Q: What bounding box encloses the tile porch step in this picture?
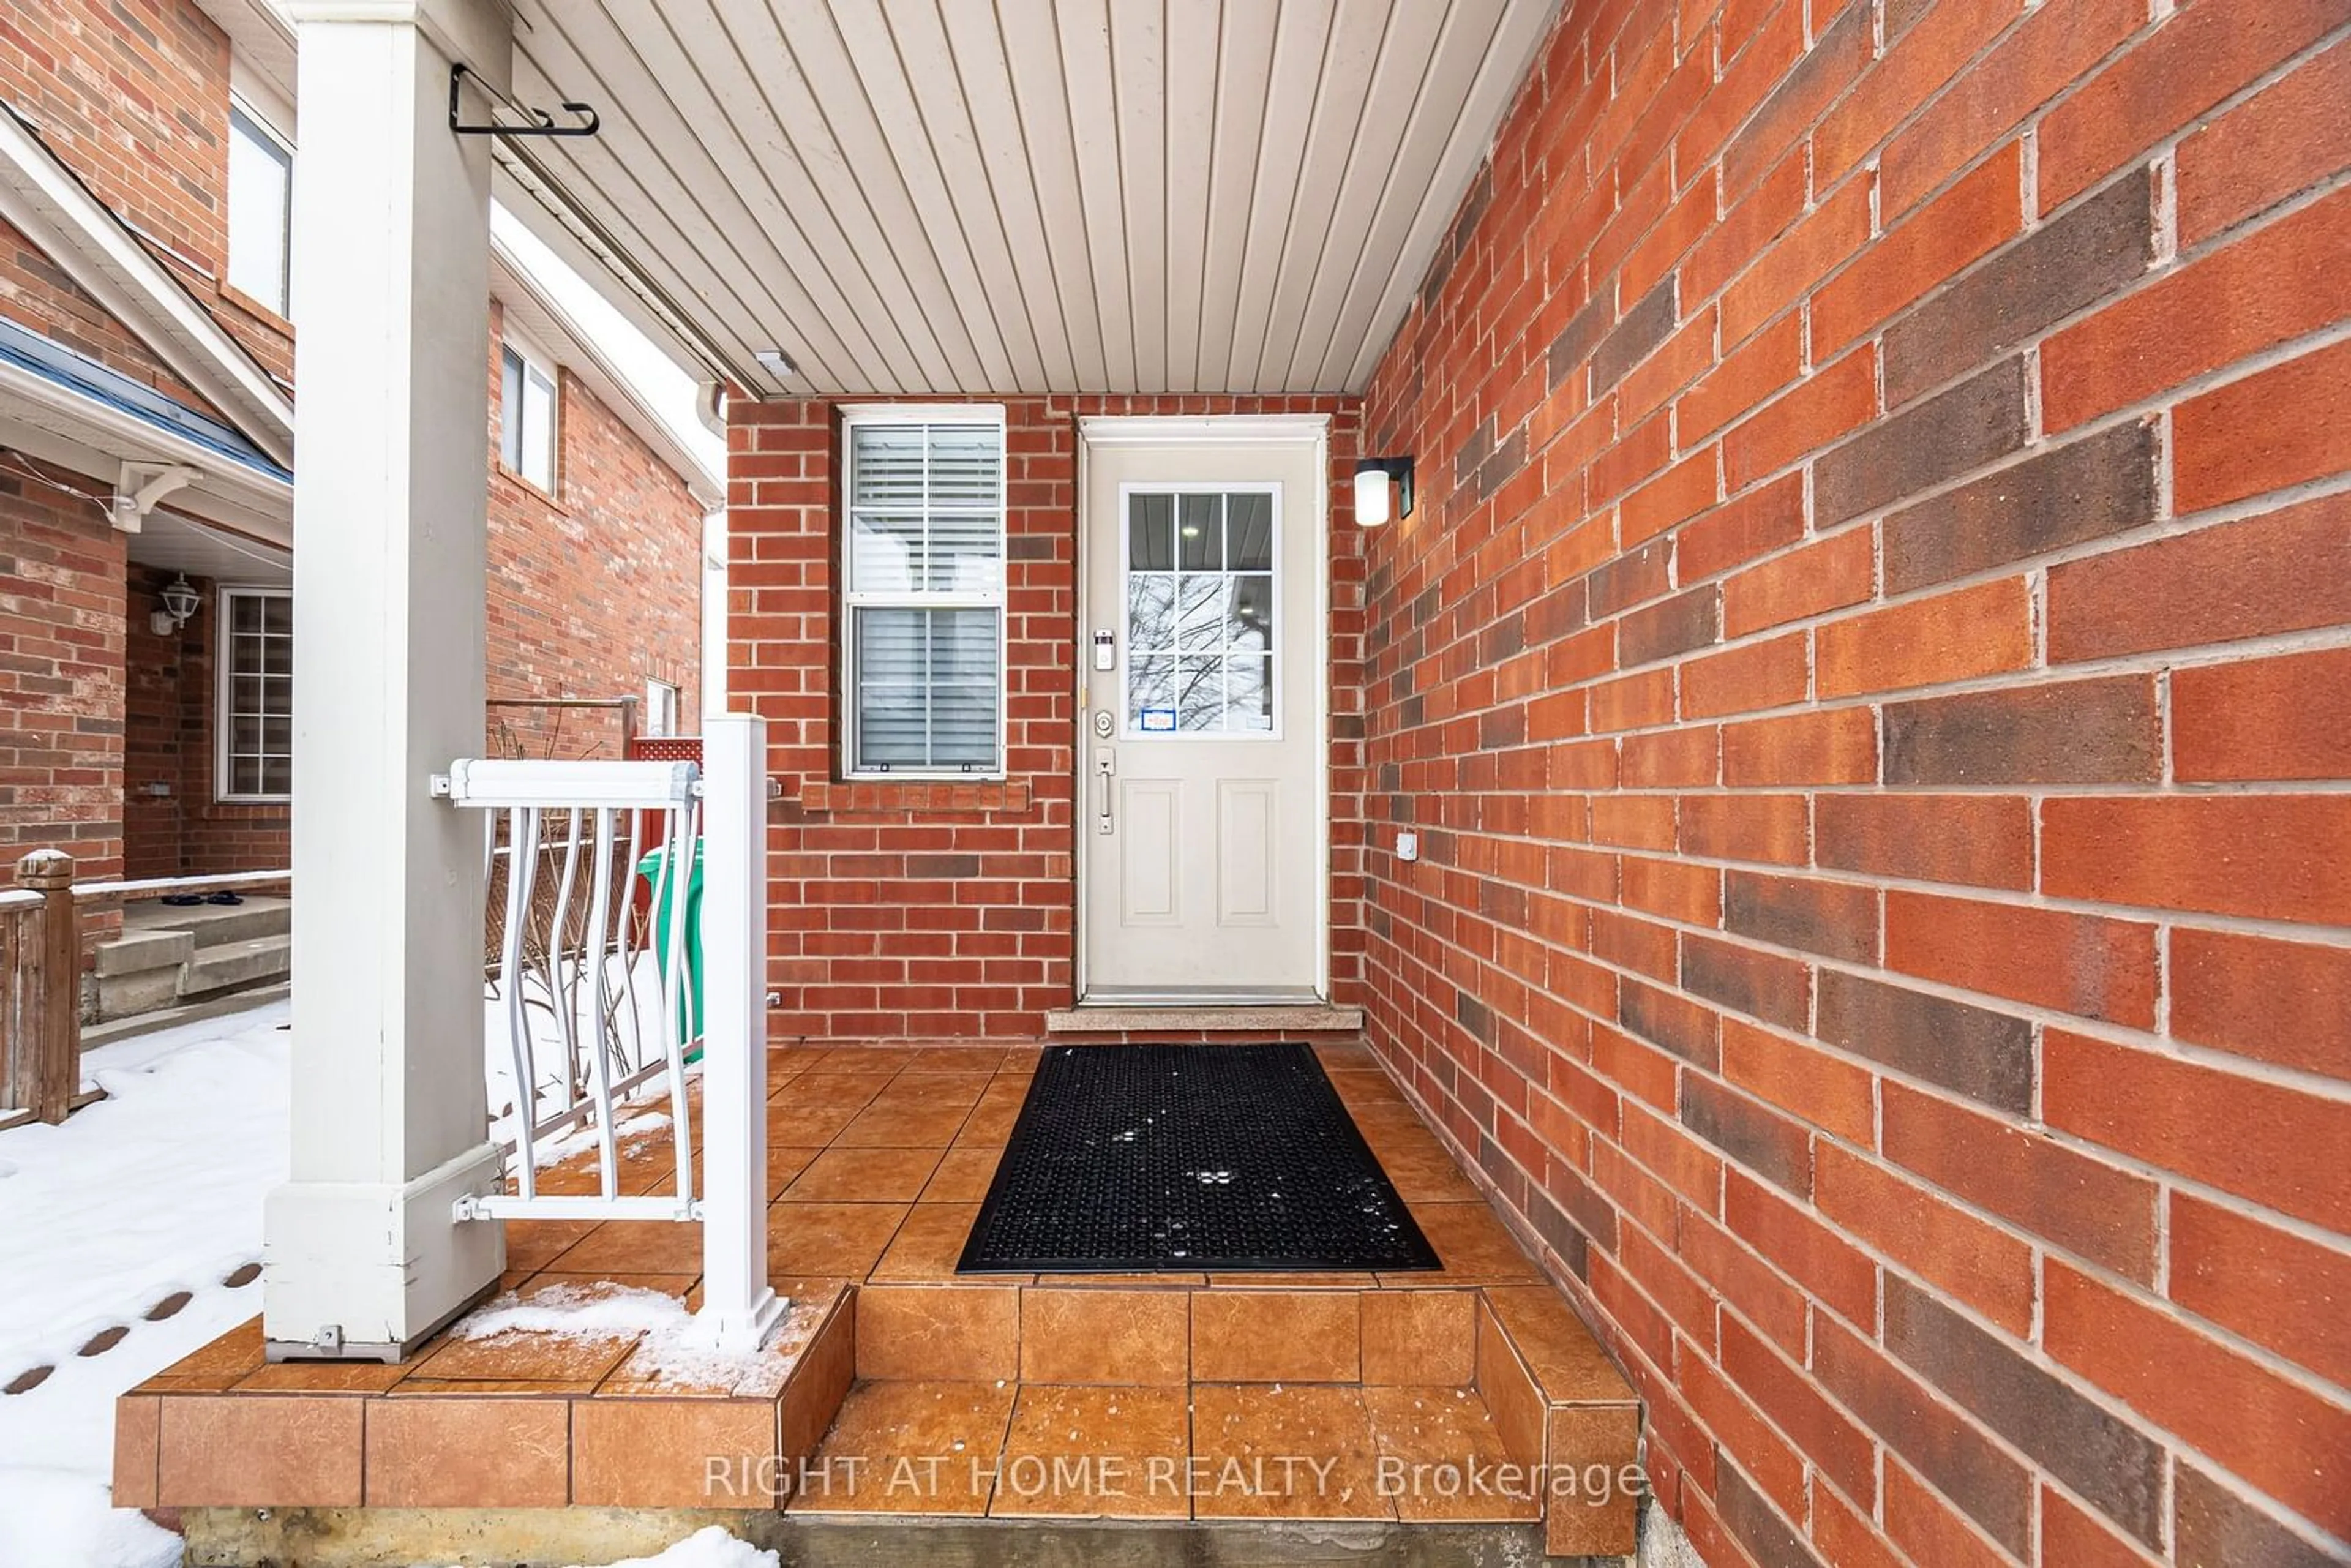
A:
[1043,1003,1367,1034]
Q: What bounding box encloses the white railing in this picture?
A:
[434,714,783,1351]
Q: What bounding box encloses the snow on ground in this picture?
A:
[0,969,722,1568]
[0,998,290,1568]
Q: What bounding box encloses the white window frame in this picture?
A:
[642,677,680,738]
[500,334,559,494]
[225,95,293,317]
[839,403,1008,780]
[215,585,293,803]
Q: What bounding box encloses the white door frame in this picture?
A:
[1072,413,1333,1004]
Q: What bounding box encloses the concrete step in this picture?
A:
[94,966,184,1021]
[124,895,290,949]
[177,932,291,996]
[92,928,194,978]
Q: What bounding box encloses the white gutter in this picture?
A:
[0,353,293,535]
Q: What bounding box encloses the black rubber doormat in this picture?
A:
[957,1042,1441,1274]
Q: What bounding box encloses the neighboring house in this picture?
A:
[0,1,720,1016]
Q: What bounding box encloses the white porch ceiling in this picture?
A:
[500,0,1561,398]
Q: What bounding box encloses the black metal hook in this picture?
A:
[448,63,599,138]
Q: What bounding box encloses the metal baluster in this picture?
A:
[579,806,623,1198]
[500,805,543,1195]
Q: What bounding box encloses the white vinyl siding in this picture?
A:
[841,410,1005,776]
[217,588,293,801]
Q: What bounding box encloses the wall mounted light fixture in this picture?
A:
[151,574,201,637]
[1353,456,1414,527]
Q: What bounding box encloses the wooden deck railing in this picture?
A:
[0,854,291,1131]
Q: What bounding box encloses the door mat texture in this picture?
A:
[958,1042,1440,1274]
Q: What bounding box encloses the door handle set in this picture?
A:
[1094,745,1116,835]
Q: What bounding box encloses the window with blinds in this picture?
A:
[841,411,1006,775]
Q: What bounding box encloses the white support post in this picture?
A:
[261,0,514,1360]
[692,714,784,1351]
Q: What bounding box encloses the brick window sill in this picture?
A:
[799,779,1032,815]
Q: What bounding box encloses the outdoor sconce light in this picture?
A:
[151,574,200,637]
[1354,456,1414,527]
[755,348,797,379]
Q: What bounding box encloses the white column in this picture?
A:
[692,714,785,1350]
[262,0,512,1359]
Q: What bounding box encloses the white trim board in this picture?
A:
[0,105,294,466]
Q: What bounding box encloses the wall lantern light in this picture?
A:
[1353,456,1414,527]
[152,574,201,637]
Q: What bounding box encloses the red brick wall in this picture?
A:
[1357,4,2351,1567]
[0,460,125,879]
[122,567,288,879]
[727,396,1363,1041]
[484,306,709,759]
[0,1,294,395]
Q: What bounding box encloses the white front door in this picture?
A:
[1077,419,1327,1003]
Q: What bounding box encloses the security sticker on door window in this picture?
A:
[1138,707,1177,732]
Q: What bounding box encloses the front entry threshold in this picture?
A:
[1044,1002,1365,1034]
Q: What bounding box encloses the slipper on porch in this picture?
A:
[957,1042,1440,1275]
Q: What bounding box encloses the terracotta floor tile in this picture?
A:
[1360,1386,1542,1523]
[1476,1297,1545,1466]
[869,1075,991,1114]
[408,1284,648,1385]
[1203,1272,1376,1289]
[1189,1384,1392,1521]
[1020,1288,1188,1385]
[600,1283,842,1400]
[1361,1289,1479,1386]
[810,1046,925,1073]
[574,1397,782,1507]
[855,1284,1019,1380]
[767,1201,910,1280]
[156,1393,365,1506]
[833,1099,973,1148]
[1313,1041,1379,1070]
[906,1046,1008,1074]
[545,1220,707,1276]
[1373,1139,1483,1204]
[1545,1405,1642,1556]
[144,1317,264,1391]
[232,1360,410,1394]
[1192,1290,1360,1382]
[991,1384,1190,1518]
[779,1291,858,1465]
[387,1378,602,1395]
[768,1143,825,1199]
[366,1395,569,1507]
[1405,1203,1542,1284]
[1482,1285,1637,1404]
[921,1144,1004,1202]
[767,1097,875,1148]
[956,1079,1031,1144]
[785,1146,944,1204]
[791,1379,1016,1515]
[504,1217,599,1272]
[869,1202,984,1281]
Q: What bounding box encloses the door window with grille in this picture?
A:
[841,411,1005,775]
[1122,488,1277,737]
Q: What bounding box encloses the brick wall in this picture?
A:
[122,567,288,879]
[0,1,294,396]
[484,305,708,761]
[0,460,125,880]
[1357,4,2351,1567]
[727,396,1362,1041]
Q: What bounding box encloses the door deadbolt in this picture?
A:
[1092,710,1114,739]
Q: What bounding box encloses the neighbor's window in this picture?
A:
[500,343,558,492]
[217,588,292,800]
[227,104,293,315]
[643,677,679,737]
[841,410,1005,776]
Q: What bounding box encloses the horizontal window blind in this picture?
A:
[844,417,1005,773]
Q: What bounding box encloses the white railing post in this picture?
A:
[692,715,784,1351]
